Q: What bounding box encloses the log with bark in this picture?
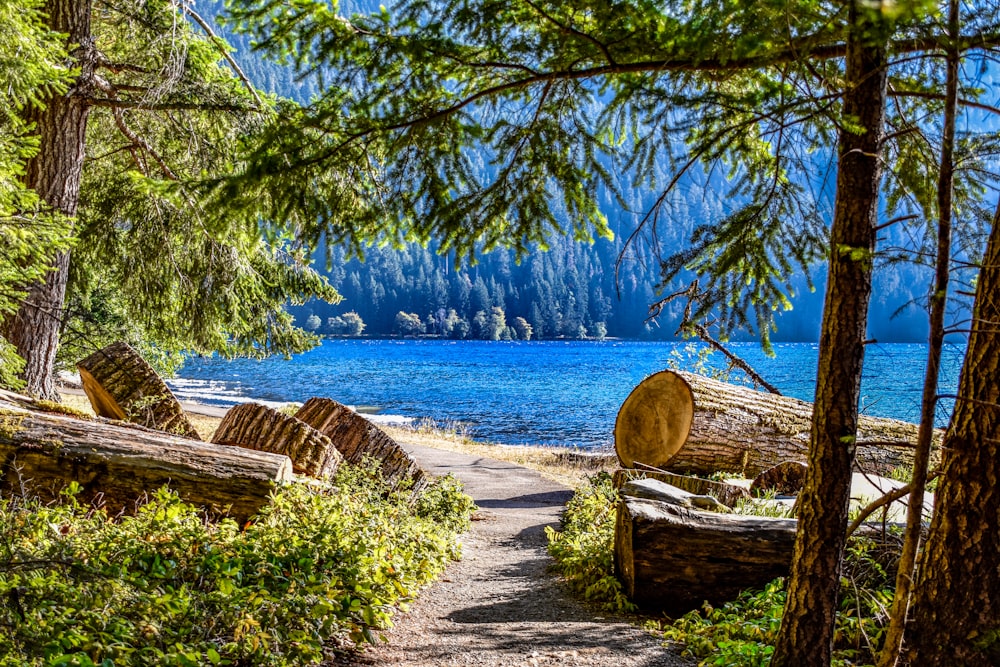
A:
[0,389,292,522]
[612,468,750,508]
[77,341,201,440]
[295,397,426,492]
[614,478,797,612]
[615,370,936,478]
[212,403,342,478]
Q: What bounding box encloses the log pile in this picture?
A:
[77,341,201,440]
[0,389,292,521]
[295,397,426,492]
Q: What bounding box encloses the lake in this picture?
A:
[171,339,966,450]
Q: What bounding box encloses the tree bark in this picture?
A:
[0,389,292,522]
[657,371,929,478]
[212,402,342,478]
[903,202,1000,666]
[295,397,427,492]
[614,481,797,612]
[771,5,887,665]
[879,2,960,664]
[1,0,95,400]
[612,468,751,508]
[77,341,201,440]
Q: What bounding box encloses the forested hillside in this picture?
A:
[215,1,937,343]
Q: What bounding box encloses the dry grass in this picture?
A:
[58,391,616,487]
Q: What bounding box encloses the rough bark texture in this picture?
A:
[295,397,426,492]
[612,468,750,508]
[771,7,887,666]
[614,370,694,468]
[212,402,342,478]
[77,341,201,440]
[903,205,1000,666]
[661,371,930,478]
[614,486,797,612]
[751,462,808,496]
[0,389,292,522]
[1,0,95,400]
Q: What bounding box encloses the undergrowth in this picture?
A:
[0,461,474,666]
[545,472,636,613]
[548,473,899,666]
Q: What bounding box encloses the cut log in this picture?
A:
[751,461,808,496]
[295,397,426,492]
[614,492,797,612]
[0,389,292,522]
[212,403,342,478]
[621,478,729,512]
[619,370,935,478]
[612,468,750,508]
[76,341,201,440]
[614,371,694,468]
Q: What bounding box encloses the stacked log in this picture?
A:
[615,370,934,478]
[77,341,200,440]
[614,478,796,612]
[212,403,342,478]
[295,397,426,492]
[0,389,291,522]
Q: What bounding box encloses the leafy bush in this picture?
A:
[545,472,636,613]
[662,536,897,667]
[0,463,473,666]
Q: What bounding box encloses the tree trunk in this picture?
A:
[654,371,929,478]
[2,0,95,400]
[77,341,201,440]
[212,402,342,478]
[879,3,961,664]
[295,397,426,492]
[614,480,797,612]
[903,203,1000,666]
[0,389,292,522]
[771,5,887,666]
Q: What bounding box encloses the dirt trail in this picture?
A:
[335,442,692,667]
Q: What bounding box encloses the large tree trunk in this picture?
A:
[0,389,292,522]
[1,0,94,400]
[212,402,342,478]
[614,479,797,612]
[642,371,929,478]
[295,397,427,492]
[77,341,201,440]
[903,202,1000,666]
[771,5,887,666]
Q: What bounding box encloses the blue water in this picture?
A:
[172,340,966,450]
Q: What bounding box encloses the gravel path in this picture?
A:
[333,442,693,667]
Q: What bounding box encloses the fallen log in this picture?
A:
[77,341,201,440]
[612,468,750,508]
[751,461,808,496]
[614,479,797,612]
[212,403,342,478]
[0,389,292,522]
[295,397,426,492]
[616,370,935,478]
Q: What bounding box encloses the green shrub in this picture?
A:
[545,472,636,613]
[0,463,474,666]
